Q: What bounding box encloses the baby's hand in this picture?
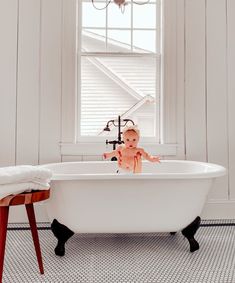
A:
[152,156,161,163]
[103,153,107,159]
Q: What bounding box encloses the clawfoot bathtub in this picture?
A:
[43,160,226,256]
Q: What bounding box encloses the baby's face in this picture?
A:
[123,131,139,149]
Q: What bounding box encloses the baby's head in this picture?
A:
[122,126,140,149]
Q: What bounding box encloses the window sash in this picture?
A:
[77,53,161,142]
[80,0,161,52]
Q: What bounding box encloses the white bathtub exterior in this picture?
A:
[43,161,226,234]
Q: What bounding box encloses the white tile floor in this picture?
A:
[3,220,235,283]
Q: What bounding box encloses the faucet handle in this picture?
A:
[106,139,109,145]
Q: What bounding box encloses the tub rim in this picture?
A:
[41,160,226,180]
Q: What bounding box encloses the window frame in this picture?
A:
[60,0,183,157]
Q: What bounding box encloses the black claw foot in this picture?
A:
[182,216,201,253]
[187,237,199,253]
[51,219,74,256]
[55,241,66,256]
[170,232,177,235]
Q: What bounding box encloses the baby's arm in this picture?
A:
[103,150,118,160]
[138,148,161,163]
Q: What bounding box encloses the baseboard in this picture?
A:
[202,200,235,219]
[8,203,49,223]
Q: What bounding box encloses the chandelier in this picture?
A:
[92,0,150,13]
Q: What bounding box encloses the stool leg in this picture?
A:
[0,206,9,283]
[25,204,44,275]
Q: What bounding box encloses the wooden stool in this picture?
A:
[0,189,50,283]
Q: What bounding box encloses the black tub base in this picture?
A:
[51,217,201,256]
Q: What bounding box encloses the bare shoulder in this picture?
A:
[136,148,145,153]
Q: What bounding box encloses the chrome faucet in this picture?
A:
[103,115,135,161]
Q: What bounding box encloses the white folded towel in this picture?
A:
[0,165,52,200]
[0,181,50,200]
[0,165,52,185]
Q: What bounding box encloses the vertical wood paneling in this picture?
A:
[185,0,207,161]
[227,0,235,200]
[39,0,62,164]
[206,0,228,200]
[0,0,18,166]
[61,0,77,143]
[16,0,41,165]
[163,0,177,144]
[176,0,185,159]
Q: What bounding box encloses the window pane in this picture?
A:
[107,30,131,51]
[133,4,156,29]
[133,30,156,53]
[107,2,131,28]
[82,29,106,52]
[80,56,159,137]
[82,2,106,28]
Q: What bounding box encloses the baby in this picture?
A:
[103,126,160,173]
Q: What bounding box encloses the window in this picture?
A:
[77,0,162,140]
[60,0,180,157]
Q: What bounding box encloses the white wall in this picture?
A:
[0,0,234,221]
[185,0,235,218]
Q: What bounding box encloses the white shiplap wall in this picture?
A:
[16,0,40,165]
[184,0,234,218]
[227,0,235,203]
[0,0,18,167]
[0,0,235,221]
[0,0,62,222]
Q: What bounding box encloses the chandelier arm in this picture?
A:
[121,4,125,13]
[132,0,150,5]
[91,0,111,10]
